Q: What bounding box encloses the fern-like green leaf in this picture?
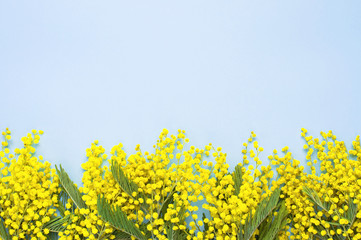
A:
[56,188,72,217]
[56,201,67,218]
[111,160,139,197]
[164,218,189,240]
[46,232,59,240]
[165,223,174,240]
[100,229,145,240]
[0,217,10,240]
[159,184,177,218]
[138,223,153,239]
[232,165,243,196]
[166,224,189,240]
[302,186,330,212]
[238,188,281,240]
[55,165,86,209]
[202,213,209,232]
[110,160,149,212]
[110,230,132,239]
[335,196,358,240]
[43,216,69,233]
[163,202,190,240]
[345,196,358,227]
[97,195,146,240]
[174,230,189,240]
[258,200,289,240]
[303,188,358,240]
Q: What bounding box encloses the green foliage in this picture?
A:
[303,186,358,240]
[0,216,10,240]
[97,195,147,240]
[202,213,210,233]
[2,128,360,239]
[164,223,189,240]
[232,164,243,196]
[165,204,189,239]
[258,200,289,240]
[302,186,331,212]
[110,159,151,214]
[238,188,281,240]
[56,164,86,209]
[159,184,177,218]
[111,160,139,197]
[43,216,69,233]
[56,189,72,217]
[46,232,60,240]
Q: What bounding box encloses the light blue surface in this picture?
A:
[1,1,361,185]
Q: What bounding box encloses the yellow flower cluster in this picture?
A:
[202,132,276,240]
[57,142,116,239]
[2,127,361,240]
[79,129,213,240]
[273,128,361,240]
[0,129,59,240]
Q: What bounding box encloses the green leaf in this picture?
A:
[165,222,174,240]
[56,165,86,209]
[344,196,357,227]
[0,217,10,240]
[259,200,289,240]
[302,186,330,212]
[97,195,146,240]
[46,232,59,240]
[57,188,72,217]
[336,196,358,240]
[326,221,342,226]
[56,201,67,218]
[110,231,132,239]
[232,164,243,196]
[43,216,69,233]
[111,160,139,197]
[138,223,153,239]
[110,160,149,212]
[159,184,177,218]
[163,202,190,240]
[164,220,188,240]
[174,230,189,240]
[303,188,358,240]
[100,229,145,240]
[202,213,209,232]
[238,188,281,240]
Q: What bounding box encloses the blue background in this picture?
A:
[1,1,361,185]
